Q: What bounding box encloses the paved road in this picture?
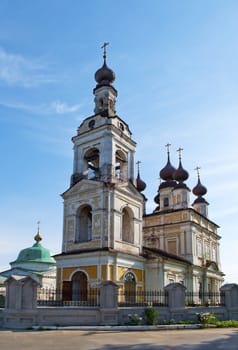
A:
[0,328,238,349]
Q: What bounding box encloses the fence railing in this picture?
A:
[185,291,225,307]
[37,288,100,307]
[36,288,225,308]
[118,289,168,307]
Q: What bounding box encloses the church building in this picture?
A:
[54,45,224,301]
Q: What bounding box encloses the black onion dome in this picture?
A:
[136,173,146,192]
[173,160,189,183]
[95,61,115,85]
[160,155,176,181]
[192,178,207,197]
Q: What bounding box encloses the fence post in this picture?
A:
[220,283,238,308]
[5,275,39,310]
[99,280,119,325]
[164,283,186,309]
[99,280,118,308]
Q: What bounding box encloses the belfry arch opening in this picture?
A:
[84,148,100,180]
[115,150,127,181]
[75,205,92,243]
[122,206,134,244]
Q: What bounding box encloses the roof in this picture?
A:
[11,241,56,265]
[143,246,192,265]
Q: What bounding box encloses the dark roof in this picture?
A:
[143,246,192,265]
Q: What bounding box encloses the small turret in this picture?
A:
[192,167,209,217]
[155,144,176,211]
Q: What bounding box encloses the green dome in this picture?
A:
[13,241,55,265]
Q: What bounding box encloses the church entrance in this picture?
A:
[62,271,88,301]
[124,272,136,304]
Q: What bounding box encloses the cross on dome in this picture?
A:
[165,143,171,154]
[194,166,201,179]
[101,42,109,62]
[177,147,183,160]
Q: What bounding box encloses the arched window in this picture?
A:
[75,205,92,242]
[84,148,100,180]
[115,150,127,181]
[122,207,134,244]
[163,197,169,207]
[72,271,88,301]
[124,272,136,304]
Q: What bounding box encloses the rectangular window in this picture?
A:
[197,240,202,257]
[212,246,216,261]
[205,245,210,260]
[168,240,177,254]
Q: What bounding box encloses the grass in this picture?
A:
[215,320,238,328]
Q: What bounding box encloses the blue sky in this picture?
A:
[0,0,238,283]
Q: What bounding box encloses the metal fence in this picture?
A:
[185,291,225,307]
[37,288,100,307]
[36,288,225,308]
[118,289,168,307]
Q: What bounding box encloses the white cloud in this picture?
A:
[0,100,81,115]
[50,101,81,114]
[0,47,55,87]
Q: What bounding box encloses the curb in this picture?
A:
[32,324,202,331]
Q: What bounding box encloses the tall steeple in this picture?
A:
[93,42,117,116]
[61,45,143,257]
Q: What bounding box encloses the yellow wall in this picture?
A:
[62,265,97,280]
[117,266,143,282]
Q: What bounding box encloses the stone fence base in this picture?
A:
[2,307,121,329]
[2,305,236,329]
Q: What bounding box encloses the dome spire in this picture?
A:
[94,42,117,116]
[192,166,207,197]
[173,147,189,183]
[95,42,115,85]
[159,143,176,182]
[192,167,209,216]
[34,221,42,243]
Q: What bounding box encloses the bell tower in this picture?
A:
[55,45,146,294]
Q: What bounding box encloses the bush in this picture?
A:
[144,307,159,325]
[127,313,142,325]
[197,312,217,325]
[216,320,238,328]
